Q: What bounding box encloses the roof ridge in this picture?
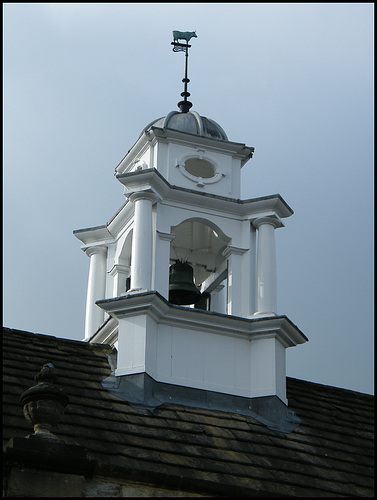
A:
[287,376,374,398]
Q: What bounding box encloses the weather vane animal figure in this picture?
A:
[173,30,197,44]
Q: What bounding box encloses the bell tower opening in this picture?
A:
[169,218,229,312]
[168,261,202,306]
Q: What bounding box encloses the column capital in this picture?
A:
[222,245,248,258]
[108,264,130,277]
[128,191,160,204]
[252,216,284,230]
[157,231,176,243]
[85,245,108,258]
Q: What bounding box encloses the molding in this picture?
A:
[128,191,160,204]
[115,168,293,219]
[96,291,308,346]
[252,216,284,230]
[157,231,176,242]
[87,316,119,346]
[178,164,224,187]
[84,245,108,258]
[114,125,254,176]
[73,225,114,246]
[151,127,254,160]
[116,168,169,201]
[108,264,130,277]
[222,245,248,258]
[176,154,225,187]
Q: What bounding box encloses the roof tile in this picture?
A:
[3,327,374,497]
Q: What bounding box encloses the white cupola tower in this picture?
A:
[74,33,307,431]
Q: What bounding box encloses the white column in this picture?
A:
[129,192,158,292]
[252,217,282,317]
[247,223,257,316]
[84,245,107,339]
[222,246,248,317]
[210,284,226,314]
[155,231,176,300]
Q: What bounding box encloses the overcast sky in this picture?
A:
[3,3,374,395]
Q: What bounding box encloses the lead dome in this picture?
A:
[142,110,228,141]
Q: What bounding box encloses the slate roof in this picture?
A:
[3,327,374,497]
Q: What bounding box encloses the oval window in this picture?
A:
[184,158,215,179]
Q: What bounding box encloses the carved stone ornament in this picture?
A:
[20,362,69,440]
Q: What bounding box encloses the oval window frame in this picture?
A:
[184,158,216,179]
[177,155,224,187]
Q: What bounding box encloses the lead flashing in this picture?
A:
[101,371,302,433]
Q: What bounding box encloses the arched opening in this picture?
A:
[169,218,230,311]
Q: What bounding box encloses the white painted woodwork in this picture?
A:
[74,112,308,404]
[97,292,307,404]
[84,246,107,339]
[128,192,158,292]
[253,217,282,317]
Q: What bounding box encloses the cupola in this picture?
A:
[73,31,308,431]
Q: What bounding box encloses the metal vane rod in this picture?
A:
[171,31,197,113]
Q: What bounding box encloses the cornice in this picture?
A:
[116,168,293,219]
[149,127,254,160]
[73,225,114,246]
[115,127,255,175]
[74,170,293,248]
[96,291,308,347]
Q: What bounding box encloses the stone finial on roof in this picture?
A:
[20,362,69,440]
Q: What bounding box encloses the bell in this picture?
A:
[169,262,202,305]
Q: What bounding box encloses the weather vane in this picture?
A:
[171,30,197,113]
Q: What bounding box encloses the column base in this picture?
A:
[251,311,277,318]
[101,372,301,433]
[126,288,149,295]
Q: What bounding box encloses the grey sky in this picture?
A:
[3,3,374,395]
